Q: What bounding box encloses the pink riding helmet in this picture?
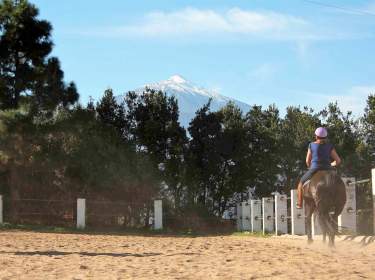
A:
[315,127,328,138]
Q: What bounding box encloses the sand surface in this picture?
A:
[0,230,374,279]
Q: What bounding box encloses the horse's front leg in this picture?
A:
[305,199,315,244]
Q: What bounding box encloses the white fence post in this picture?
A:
[241,202,251,231]
[0,195,3,224]
[236,203,243,231]
[154,200,163,230]
[338,177,356,234]
[291,189,305,235]
[275,194,288,235]
[77,198,86,229]
[262,197,274,234]
[250,200,262,232]
[372,168,375,234]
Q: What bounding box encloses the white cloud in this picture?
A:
[248,63,277,82]
[88,7,320,41]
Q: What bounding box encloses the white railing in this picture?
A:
[1,168,374,233]
[75,198,163,230]
[0,197,163,230]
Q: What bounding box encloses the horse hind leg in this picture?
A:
[328,214,338,247]
[325,204,343,247]
[305,199,315,244]
[319,213,328,243]
[319,211,336,247]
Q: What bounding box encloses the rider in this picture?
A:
[296,127,341,209]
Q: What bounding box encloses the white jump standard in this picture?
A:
[262,197,274,234]
[250,199,262,232]
[291,189,305,235]
[240,202,251,231]
[275,194,288,235]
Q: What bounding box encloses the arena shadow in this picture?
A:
[0,223,237,238]
[342,235,375,246]
[0,250,162,257]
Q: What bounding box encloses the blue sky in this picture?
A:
[31,0,375,116]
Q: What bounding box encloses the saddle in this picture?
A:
[303,170,337,199]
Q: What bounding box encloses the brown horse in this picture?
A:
[303,170,346,247]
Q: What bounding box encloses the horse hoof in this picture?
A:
[307,239,313,245]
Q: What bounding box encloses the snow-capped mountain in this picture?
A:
[119,75,251,128]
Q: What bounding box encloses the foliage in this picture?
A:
[362,95,375,169]
[245,105,282,196]
[0,0,78,111]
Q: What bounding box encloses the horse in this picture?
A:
[303,170,347,247]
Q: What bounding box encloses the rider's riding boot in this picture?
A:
[296,181,303,209]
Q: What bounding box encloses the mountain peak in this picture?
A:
[168,75,187,84]
[121,75,251,128]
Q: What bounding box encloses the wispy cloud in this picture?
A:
[81,7,334,41]
[248,63,278,82]
[302,1,375,16]
[304,86,374,116]
[363,1,375,13]
[335,86,375,115]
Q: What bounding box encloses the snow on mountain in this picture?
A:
[118,75,251,128]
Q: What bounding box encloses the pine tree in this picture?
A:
[186,100,223,209]
[0,0,78,110]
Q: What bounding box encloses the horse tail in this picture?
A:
[333,175,347,235]
[318,173,346,235]
[328,212,341,235]
[315,175,338,235]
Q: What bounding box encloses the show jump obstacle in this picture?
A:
[237,171,374,236]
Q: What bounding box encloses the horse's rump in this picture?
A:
[303,170,346,246]
[303,170,343,197]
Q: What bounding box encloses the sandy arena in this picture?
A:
[0,230,374,279]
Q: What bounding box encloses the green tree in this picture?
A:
[32,57,79,112]
[0,0,52,108]
[320,102,358,176]
[244,105,281,196]
[359,94,375,173]
[125,89,188,207]
[0,0,78,110]
[0,105,160,209]
[213,102,248,214]
[96,88,127,139]
[186,101,223,210]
